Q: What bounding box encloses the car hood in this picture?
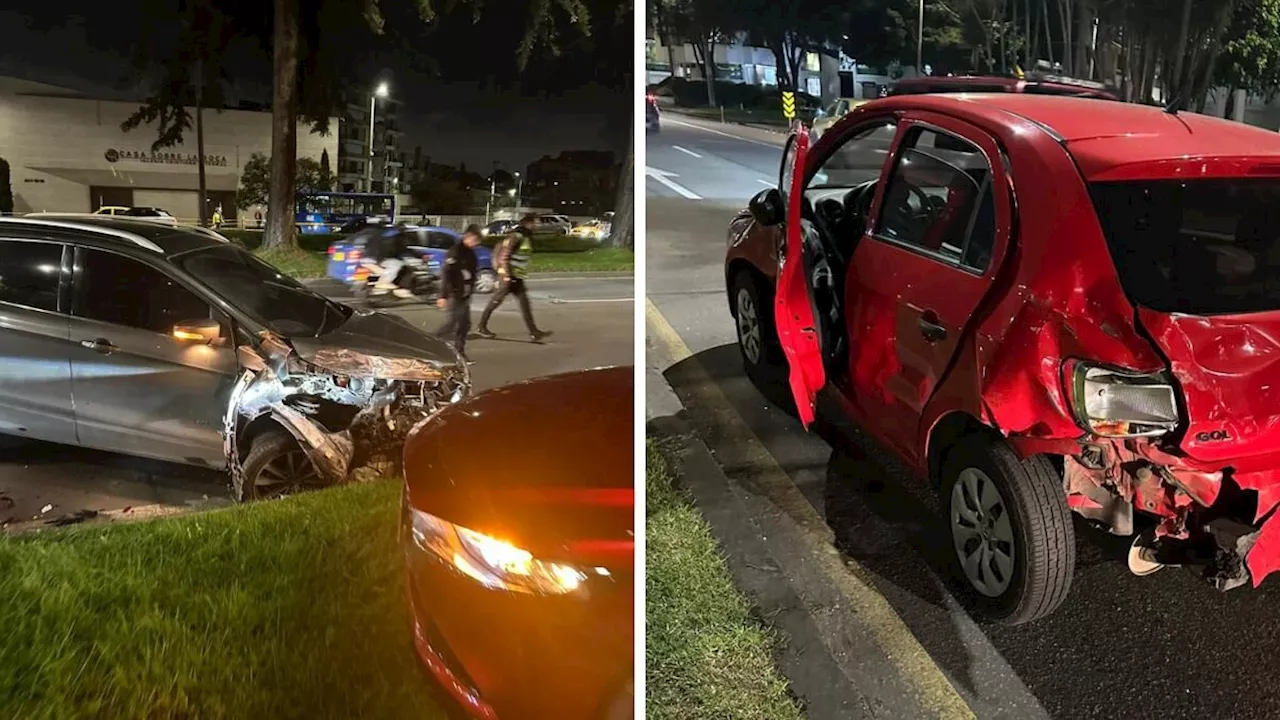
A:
[403,366,634,571]
[289,309,461,381]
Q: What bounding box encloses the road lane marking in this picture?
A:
[645,166,702,200]
[547,297,633,304]
[671,144,703,158]
[665,117,786,149]
[756,178,774,187]
[645,298,976,718]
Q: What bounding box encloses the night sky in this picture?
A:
[0,2,631,172]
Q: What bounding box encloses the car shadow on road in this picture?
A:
[0,436,228,490]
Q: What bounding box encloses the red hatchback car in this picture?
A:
[401,367,634,718]
[726,93,1280,623]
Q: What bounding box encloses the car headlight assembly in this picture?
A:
[1064,361,1180,438]
[410,508,590,595]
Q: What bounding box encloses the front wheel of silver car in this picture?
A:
[238,429,329,502]
[939,437,1075,625]
[475,269,498,294]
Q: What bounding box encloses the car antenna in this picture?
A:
[1163,93,1181,114]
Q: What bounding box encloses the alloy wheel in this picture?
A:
[949,467,1016,597]
[255,449,324,499]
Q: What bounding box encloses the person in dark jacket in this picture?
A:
[476,214,552,342]
[435,225,482,360]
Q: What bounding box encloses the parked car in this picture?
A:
[535,214,572,235]
[0,215,469,501]
[571,219,611,241]
[646,93,660,134]
[889,73,1118,101]
[810,97,871,141]
[92,206,131,217]
[726,92,1280,624]
[86,206,178,225]
[482,219,518,237]
[402,366,634,720]
[326,224,498,294]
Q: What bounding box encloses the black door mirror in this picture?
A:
[748,188,785,226]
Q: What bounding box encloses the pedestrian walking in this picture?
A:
[475,213,552,343]
[436,224,482,361]
[210,205,224,229]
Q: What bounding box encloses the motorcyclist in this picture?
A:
[364,225,413,298]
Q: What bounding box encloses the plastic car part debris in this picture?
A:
[46,509,99,527]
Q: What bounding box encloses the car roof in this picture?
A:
[0,216,225,256]
[866,93,1280,176]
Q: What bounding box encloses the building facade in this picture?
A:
[336,94,405,194]
[0,76,337,224]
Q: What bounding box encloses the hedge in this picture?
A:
[649,77,821,114]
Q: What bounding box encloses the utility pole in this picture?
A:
[364,83,388,192]
[195,54,208,227]
[917,0,925,76]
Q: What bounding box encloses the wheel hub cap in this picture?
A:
[736,288,762,364]
[949,468,1016,598]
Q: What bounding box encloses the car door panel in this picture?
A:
[845,115,1011,463]
[774,128,828,428]
[67,247,237,468]
[0,241,77,444]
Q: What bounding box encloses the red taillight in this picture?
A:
[328,246,335,255]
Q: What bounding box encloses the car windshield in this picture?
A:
[1091,178,1280,315]
[173,244,351,336]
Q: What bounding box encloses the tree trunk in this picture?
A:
[1042,0,1055,65]
[1058,0,1072,72]
[1193,0,1236,113]
[195,57,208,228]
[1074,0,1091,78]
[264,0,300,249]
[1026,0,1034,67]
[609,131,633,250]
[1170,0,1192,106]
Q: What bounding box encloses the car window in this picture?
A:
[0,240,62,312]
[875,127,992,265]
[73,249,214,334]
[1091,178,1280,314]
[810,120,898,190]
[426,231,456,249]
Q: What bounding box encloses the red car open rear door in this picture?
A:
[773,128,826,429]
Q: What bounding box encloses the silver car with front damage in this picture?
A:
[0,217,469,501]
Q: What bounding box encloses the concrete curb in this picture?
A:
[665,107,790,135]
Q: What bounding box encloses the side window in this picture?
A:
[810,120,898,189]
[0,240,63,312]
[428,232,456,250]
[875,127,992,266]
[73,249,214,334]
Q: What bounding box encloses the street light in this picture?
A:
[917,0,925,76]
[513,171,523,212]
[366,82,390,192]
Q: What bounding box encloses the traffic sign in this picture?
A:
[782,91,796,120]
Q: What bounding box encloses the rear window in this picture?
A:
[1090,179,1280,314]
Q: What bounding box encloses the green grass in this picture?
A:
[0,480,445,719]
[253,245,328,279]
[645,440,802,720]
[530,247,634,273]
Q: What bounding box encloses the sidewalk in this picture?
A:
[664,107,791,141]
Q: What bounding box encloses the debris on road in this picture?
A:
[46,510,99,527]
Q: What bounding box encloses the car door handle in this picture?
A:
[80,338,118,355]
[917,312,947,343]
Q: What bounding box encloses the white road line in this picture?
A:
[756,178,775,186]
[548,297,634,304]
[671,144,703,159]
[665,117,786,149]
[645,166,702,200]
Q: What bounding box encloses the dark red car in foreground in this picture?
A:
[401,367,634,719]
[726,92,1280,623]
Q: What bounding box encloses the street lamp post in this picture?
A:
[917,0,925,76]
[513,172,523,213]
[366,82,389,192]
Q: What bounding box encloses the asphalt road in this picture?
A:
[0,273,633,528]
[645,113,1280,719]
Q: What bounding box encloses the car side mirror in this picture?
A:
[236,345,269,371]
[173,319,223,345]
[748,188,785,227]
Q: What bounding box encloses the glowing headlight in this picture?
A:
[1065,361,1180,437]
[410,508,588,595]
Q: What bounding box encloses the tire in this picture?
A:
[475,269,498,294]
[237,428,328,502]
[939,436,1075,625]
[731,269,783,378]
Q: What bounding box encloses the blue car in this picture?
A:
[327,225,498,294]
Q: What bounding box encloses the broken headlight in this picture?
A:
[1064,360,1180,437]
[409,508,589,595]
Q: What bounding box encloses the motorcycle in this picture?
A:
[352,255,440,307]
